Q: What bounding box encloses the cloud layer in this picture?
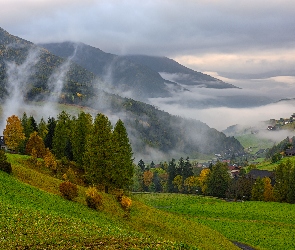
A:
[2,0,295,76]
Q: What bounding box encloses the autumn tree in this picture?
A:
[173,175,184,193]
[143,170,153,191]
[263,177,274,202]
[44,148,57,172]
[3,115,25,152]
[25,131,46,158]
[251,177,264,201]
[184,175,199,194]
[198,168,210,194]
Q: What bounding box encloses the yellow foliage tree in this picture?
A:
[173,175,184,193]
[263,177,275,202]
[184,175,199,193]
[198,168,210,194]
[25,131,46,158]
[3,115,25,152]
[143,170,153,188]
[44,148,57,172]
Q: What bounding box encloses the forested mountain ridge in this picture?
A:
[40,42,173,99]
[123,55,237,89]
[0,28,98,101]
[0,27,245,160]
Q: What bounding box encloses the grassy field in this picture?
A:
[256,156,295,171]
[235,134,275,154]
[135,193,295,250]
[0,153,239,249]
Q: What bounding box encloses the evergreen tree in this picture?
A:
[138,159,146,172]
[38,117,48,141]
[44,117,56,150]
[112,119,134,190]
[52,111,72,159]
[167,158,177,192]
[206,162,231,198]
[183,157,193,180]
[273,160,291,202]
[287,166,295,203]
[71,111,92,168]
[83,113,113,192]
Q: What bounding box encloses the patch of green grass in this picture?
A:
[2,153,240,249]
[135,193,295,250]
[235,134,275,153]
[256,156,295,171]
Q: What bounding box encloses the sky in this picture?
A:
[1,0,295,134]
[1,0,295,77]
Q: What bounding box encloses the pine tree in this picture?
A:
[52,111,72,159]
[44,117,56,150]
[71,112,92,168]
[167,158,177,192]
[206,162,231,198]
[138,159,146,172]
[112,119,134,190]
[38,117,48,141]
[83,113,113,192]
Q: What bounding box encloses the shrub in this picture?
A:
[85,187,102,210]
[0,161,12,174]
[121,196,132,211]
[59,181,78,200]
[114,188,124,202]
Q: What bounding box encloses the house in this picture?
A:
[285,148,295,156]
[0,136,6,150]
[247,169,275,185]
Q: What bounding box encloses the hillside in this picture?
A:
[0,27,245,161]
[39,42,173,99]
[0,28,98,102]
[0,153,239,249]
[123,55,237,89]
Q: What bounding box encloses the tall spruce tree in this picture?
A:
[83,113,113,193]
[112,119,134,190]
[44,117,56,150]
[71,111,92,168]
[52,111,72,159]
[167,158,177,192]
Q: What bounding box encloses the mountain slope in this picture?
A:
[124,55,237,89]
[0,28,97,102]
[40,42,173,99]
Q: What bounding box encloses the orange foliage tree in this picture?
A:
[25,131,46,158]
[3,115,25,152]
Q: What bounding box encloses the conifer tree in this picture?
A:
[38,117,48,141]
[44,117,56,150]
[83,113,113,193]
[71,111,92,168]
[167,158,177,192]
[112,119,134,190]
[52,111,72,159]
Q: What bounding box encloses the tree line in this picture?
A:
[3,111,134,192]
[133,159,295,204]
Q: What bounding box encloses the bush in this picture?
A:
[85,187,102,210]
[121,196,132,211]
[59,181,78,200]
[0,161,12,174]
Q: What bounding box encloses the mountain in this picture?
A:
[0,27,98,102]
[123,55,237,89]
[40,42,174,99]
[0,27,245,160]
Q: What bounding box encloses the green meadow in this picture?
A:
[135,193,295,250]
[0,153,239,249]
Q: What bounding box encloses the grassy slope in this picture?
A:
[1,153,238,250]
[135,193,295,250]
[235,134,274,154]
